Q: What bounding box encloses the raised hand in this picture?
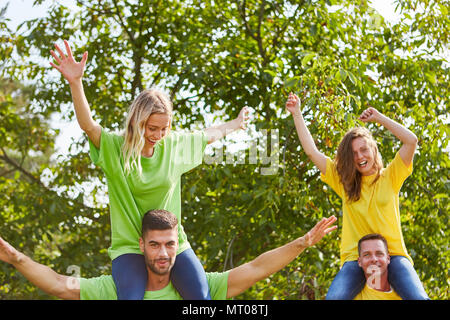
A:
[285,92,301,115]
[300,216,338,248]
[359,107,381,123]
[50,40,88,84]
[236,106,250,130]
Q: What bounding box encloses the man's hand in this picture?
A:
[299,216,338,248]
[0,236,23,265]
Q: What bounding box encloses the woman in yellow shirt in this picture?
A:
[285,92,429,300]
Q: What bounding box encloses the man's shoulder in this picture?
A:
[79,275,117,300]
[206,271,229,300]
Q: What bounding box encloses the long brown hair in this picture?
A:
[335,127,383,202]
[122,89,173,176]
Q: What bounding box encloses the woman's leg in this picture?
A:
[325,260,366,300]
[170,248,211,300]
[388,256,429,300]
[112,253,147,300]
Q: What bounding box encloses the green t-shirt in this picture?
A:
[79,272,229,300]
[89,129,208,260]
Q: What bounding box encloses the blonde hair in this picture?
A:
[335,127,383,202]
[122,89,173,176]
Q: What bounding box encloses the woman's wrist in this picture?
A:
[232,117,243,130]
[68,77,83,88]
[374,112,389,126]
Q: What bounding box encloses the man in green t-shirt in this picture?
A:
[0,210,337,300]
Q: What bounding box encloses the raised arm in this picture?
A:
[0,236,80,300]
[204,107,249,144]
[359,107,418,166]
[50,40,101,148]
[226,216,337,298]
[285,92,327,174]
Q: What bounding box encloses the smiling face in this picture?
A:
[144,113,171,149]
[351,137,377,176]
[358,239,390,284]
[139,227,178,276]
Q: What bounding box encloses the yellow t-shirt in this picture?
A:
[321,151,413,266]
[354,284,402,300]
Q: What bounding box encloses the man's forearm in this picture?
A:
[13,253,80,300]
[226,236,308,298]
[226,216,336,298]
[249,237,307,281]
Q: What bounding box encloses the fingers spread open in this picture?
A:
[324,225,338,234]
[80,51,88,66]
[64,40,73,58]
[54,43,66,60]
[49,62,61,71]
[50,50,61,64]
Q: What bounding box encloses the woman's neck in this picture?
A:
[141,146,154,158]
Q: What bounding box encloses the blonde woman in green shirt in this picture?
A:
[49,40,249,300]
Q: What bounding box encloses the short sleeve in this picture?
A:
[206,271,230,300]
[89,128,123,175]
[170,130,208,175]
[384,151,413,193]
[320,157,345,198]
[79,275,118,300]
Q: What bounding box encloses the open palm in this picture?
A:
[301,216,337,247]
[50,40,88,84]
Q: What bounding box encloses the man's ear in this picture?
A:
[139,237,144,253]
[357,257,362,267]
[387,254,390,265]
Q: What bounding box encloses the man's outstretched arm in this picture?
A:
[0,236,80,300]
[226,216,337,298]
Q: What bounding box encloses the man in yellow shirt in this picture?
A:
[354,234,402,300]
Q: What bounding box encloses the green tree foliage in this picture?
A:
[0,0,448,299]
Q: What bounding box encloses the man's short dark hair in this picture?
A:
[358,233,389,256]
[141,209,178,236]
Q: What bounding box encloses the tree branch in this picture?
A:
[0,147,44,187]
[256,0,267,64]
[111,0,136,45]
[239,0,259,42]
[239,0,268,64]
[0,168,16,178]
[0,147,97,216]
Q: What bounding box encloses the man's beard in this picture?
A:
[147,257,173,275]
